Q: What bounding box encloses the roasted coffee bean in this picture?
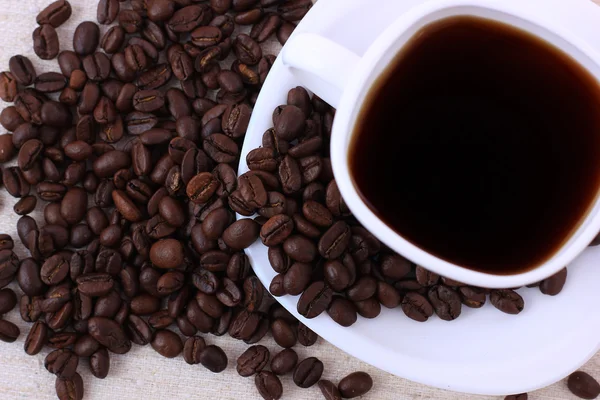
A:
[183,336,206,364]
[278,0,311,21]
[490,289,524,314]
[73,21,100,56]
[199,345,228,373]
[540,268,567,296]
[0,72,17,102]
[124,315,152,346]
[76,273,114,297]
[0,134,16,163]
[33,24,60,60]
[83,53,112,83]
[37,0,72,27]
[319,221,351,260]
[118,9,143,33]
[283,235,316,263]
[35,72,67,93]
[88,316,131,354]
[401,292,434,322]
[204,133,238,163]
[0,288,17,315]
[97,0,119,24]
[135,63,172,90]
[297,281,332,319]
[24,320,47,354]
[327,297,357,327]
[427,285,462,321]
[125,112,158,135]
[150,239,183,269]
[45,349,78,379]
[278,155,302,195]
[0,319,19,343]
[112,190,143,222]
[268,348,297,376]
[255,371,283,400]
[237,345,269,377]
[318,380,342,400]
[40,254,69,285]
[293,357,323,388]
[568,371,600,399]
[233,34,262,65]
[55,373,84,400]
[458,286,486,308]
[151,329,183,358]
[101,27,125,55]
[223,219,260,250]
[271,318,297,348]
[74,335,100,357]
[338,371,373,398]
[89,347,110,379]
[9,55,36,86]
[187,172,220,204]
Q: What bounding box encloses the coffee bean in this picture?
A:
[327,297,357,327]
[76,273,114,297]
[45,349,78,379]
[297,281,332,319]
[338,371,373,398]
[427,285,461,321]
[187,172,220,204]
[97,0,120,25]
[236,345,269,376]
[568,371,600,399]
[55,373,84,400]
[401,292,434,322]
[73,21,100,56]
[458,286,486,308]
[490,289,524,315]
[199,344,228,372]
[293,357,323,388]
[135,63,172,90]
[37,0,72,27]
[74,335,100,357]
[255,371,283,400]
[233,34,262,65]
[0,319,19,342]
[317,380,342,400]
[221,219,259,250]
[540,267,567,296]
[151,329,183,358]
[88,316,131,354]
[150,239,183,269]
[24,320,47,354]
[181,335,205,364]
[9,55,36,86]
[124,315,152,345]
[89,347,110,379]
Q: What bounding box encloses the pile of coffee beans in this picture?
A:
[0,0,594,399]
[0,0,376,399]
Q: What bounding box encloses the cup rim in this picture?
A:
[330,0,600,288]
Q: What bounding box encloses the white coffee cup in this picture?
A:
[281,0,600,288]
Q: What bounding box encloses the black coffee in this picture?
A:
[350,16,600,274]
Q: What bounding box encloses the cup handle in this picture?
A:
[281,33,361,108]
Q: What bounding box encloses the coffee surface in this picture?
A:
[350,16,600,274]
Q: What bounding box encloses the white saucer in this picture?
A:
[238,0,600,395]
